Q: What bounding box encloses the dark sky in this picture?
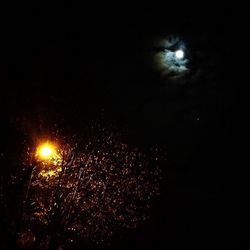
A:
[0,4,248,250]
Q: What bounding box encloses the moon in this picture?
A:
[175,49,184,59]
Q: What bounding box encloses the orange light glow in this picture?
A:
[36,142,57,161]
[40,167,62,177]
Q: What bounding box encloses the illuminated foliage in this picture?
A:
[20,129,163,247]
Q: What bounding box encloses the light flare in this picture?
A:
[36,142,56,160]
[36,141,62,163]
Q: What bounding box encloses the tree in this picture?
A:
[19,128,162,249]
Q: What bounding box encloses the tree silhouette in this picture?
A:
[18,128,162,249]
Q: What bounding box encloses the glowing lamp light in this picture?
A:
[36,142,56,161]
[175,49,184,59]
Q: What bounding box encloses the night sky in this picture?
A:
[0,4,248,250]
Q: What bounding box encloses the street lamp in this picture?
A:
[24,141,61,203]
[36,142,57,161]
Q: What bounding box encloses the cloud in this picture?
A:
[153,35,189,79]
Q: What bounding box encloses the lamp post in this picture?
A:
[24,141,58,204]
[36,142,56,161]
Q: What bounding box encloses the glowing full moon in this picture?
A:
[175,49,184,59]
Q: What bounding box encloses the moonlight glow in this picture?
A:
[175,49,184,59]
[154,36,189,78]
